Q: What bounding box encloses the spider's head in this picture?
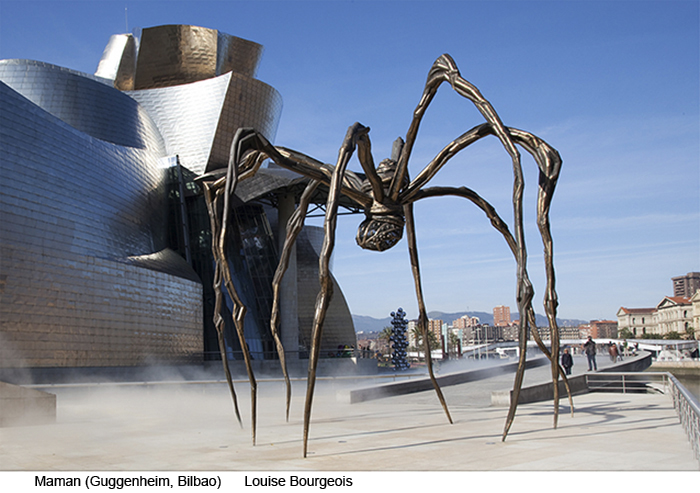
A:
[355,204,405,252]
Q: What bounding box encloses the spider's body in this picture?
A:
[356,158,407,251]
[200,54,569,458]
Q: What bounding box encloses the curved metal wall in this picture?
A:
[95,34,137,91]
[133,25,263,90]
[0,80,203,368]
[207,72,282,172]
[126,72,231,176]
[127,67,281,176]
[216,31,264,78]
[0,60,165,152]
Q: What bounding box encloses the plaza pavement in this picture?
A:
[0,354,697,471]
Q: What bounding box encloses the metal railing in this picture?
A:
[668,373,700,463]
[586,371,700,463]
[585,371,669,394]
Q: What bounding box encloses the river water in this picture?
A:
[674,373,700,401]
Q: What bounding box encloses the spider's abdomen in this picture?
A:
[356,211,405,252]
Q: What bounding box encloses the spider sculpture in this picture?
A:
[198,54,571,457]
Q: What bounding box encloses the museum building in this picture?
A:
[0,24,356,372]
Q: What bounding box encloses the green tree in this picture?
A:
[684,325,695,340]
[664,331,682,340]
[410,325,439,361]
[618,328,634,339]
[447,331,461,357]
[378,326,393,353]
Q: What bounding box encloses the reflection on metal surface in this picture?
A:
[0,60,165,150]
[0,81,202,367]
[0,24,284,369]
[133,25,263,90]
[135,25,219,89]
[95,34,137,90]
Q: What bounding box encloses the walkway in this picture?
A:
[0,354,697,471]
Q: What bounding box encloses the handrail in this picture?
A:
[667,373,700,463]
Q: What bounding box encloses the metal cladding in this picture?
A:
[0,79,202,367]
[120,25,282,175]
[95,34,137,90]
[0,25,289,369]
[133,25,263,89]
[0,59,165,150]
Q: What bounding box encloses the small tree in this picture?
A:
[410,324,438,361]
[684,325,695,340]
[664,331,682,340]
[378,326,393,354]
[618,328,634,340]
[447,331,461,358]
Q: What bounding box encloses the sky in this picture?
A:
[0,0,698,323]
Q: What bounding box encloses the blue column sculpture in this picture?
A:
[390,308,411,371]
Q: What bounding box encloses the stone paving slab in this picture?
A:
[0,369,697,471]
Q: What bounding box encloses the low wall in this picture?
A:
[348,357,549,403]
[0,358,379,385]
[0,381,56,427]
[491,351,653,407]
[650,361,700,378]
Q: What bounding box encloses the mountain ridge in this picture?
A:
[352,311,587,333]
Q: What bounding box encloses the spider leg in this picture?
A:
[510,127,564,426]
[202,182,242,428]
[220,128,371,209]
[404,202,453,424]
[270,179,322,421]
[390,54,521,203]
[391,58,531,425]
[218,133,263,444]
[302,123,369,458]
[405,125,565,439]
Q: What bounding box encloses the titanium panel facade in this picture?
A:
[207,72,282,172]
[133,25,263,90]
[0,24,355,372]
[127,73,231,175]
[0,60,164,151]
[95,34,137,91]
[0,80,202,368]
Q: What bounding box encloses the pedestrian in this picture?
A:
[561,348,573,375]
[608,342,618,363]
[583,336,597,371]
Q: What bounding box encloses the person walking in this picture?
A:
[583,336,597,371]
[608,342,619,363]
[561,348,573,375]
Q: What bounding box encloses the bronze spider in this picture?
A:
[198,54,571,457]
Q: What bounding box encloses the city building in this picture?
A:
[617,298,695,339]
[493,305,511,326]
[559,326,583,340]
[616,307,657,337]
[672,272,700,298]
[589,320,619,339]
[452,315,480,330]
[691,290,700,339]
[501,324,519,342]
[0,24,356,373]
[656,296,692,336]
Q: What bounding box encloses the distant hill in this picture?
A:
[352,311,586,333]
